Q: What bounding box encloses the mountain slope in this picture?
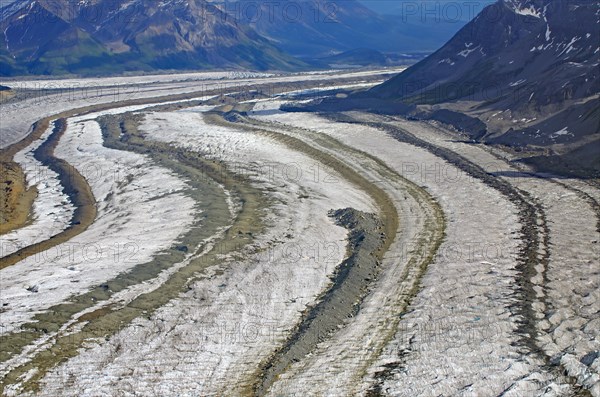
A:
[372,0,599,105]
[0,0,306,75]
[0,0,111,75]
[368,0,600,176]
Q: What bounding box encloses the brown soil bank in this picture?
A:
[0,119,97,269]
[0,119,52,236]
[0,162,37,235]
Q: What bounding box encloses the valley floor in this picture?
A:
[0,70,598,397]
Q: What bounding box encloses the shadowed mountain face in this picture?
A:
[0,0,307,75]
[372,0,599,105]
[365,0,599,176]
[222,0,472,57]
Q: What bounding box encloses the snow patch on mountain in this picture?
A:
[504,0,542,16]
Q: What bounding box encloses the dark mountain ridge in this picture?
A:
[296,0,600,177]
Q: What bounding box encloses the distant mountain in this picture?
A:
[366,0,600,176]
[0,0,478,76]
[233,0,388,57]
[318,48,391,68]
[359,0,497,52]
[358,0,495,20]
[312,48,425,69]
[0,0,306,75]
[216,0,467,57]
